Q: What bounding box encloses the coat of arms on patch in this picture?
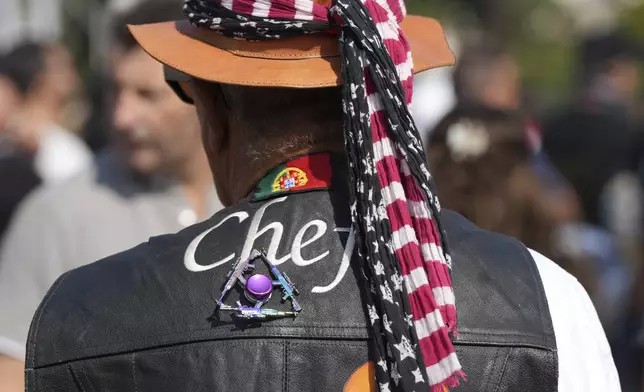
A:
[272,167,308,192]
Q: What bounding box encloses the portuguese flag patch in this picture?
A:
[254,153,333,200]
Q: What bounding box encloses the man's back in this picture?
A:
[24,167,616,391]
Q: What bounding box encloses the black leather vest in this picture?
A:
[25,186,557,391]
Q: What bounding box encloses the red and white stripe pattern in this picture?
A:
[224,0,407,23]
[364,5,460,382]
[372,135,461,386]
[349,0,463,387]
[227,0,328,21]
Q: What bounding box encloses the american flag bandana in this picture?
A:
[183,0,465,390]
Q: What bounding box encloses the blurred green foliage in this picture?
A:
[407,0,643,110]
[622,3,644,39]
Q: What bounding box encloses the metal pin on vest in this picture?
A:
[215,249,302,320]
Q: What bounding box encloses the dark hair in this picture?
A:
[452,41,510,104]
[577,30,643,85]
[112,0,185,51]
[542,107,630,226]
[427,105,561,258]
[0,42,46,95]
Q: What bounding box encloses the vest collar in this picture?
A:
[252,153,344,202]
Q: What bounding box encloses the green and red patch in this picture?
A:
[254,153,332,200]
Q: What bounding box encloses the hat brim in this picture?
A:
[129,15,455,88]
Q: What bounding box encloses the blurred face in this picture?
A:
[41,45,80,102]
[0,76,20,131]
[113,47,202,175]
[480,56,520,111]
[607,60,640,103]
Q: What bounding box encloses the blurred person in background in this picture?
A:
[541,30,644,391]
[431,102,633,319]
[0,56,41,241]
[440,41,581,225]
[427,106,583,266]
[427,105,634,349]
[422,41,520,145]
[0,42,92,184]
[0,61,20,132]
[542,31,642,256]
[452,40,520,112]
[449,42,550,172]
[0,1,222,390]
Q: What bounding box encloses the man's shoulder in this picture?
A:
[441,208,581,289]
[440,209,527,252]
[25,236,174,368]
[24,204,244,369]
[441,210,558,349]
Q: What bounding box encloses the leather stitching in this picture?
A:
[282,340,288,392]
[112,339,283,358]
[126,339,367,357]
[176,21,339,60]
[68,364,85,392]
[81,366,96,392]
[457,328,546,339]
[289,341,365,348]
[32,339,369,371]
[516,242,554,349]
[550,350,559,390]
[482,346,500,392]
[453,340,554,350]
[28,271,71,365]
[44,324,369,357]
[493,347,513,392]
[132,353,138,392]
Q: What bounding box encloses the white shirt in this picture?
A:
[530,249,621,392]
[34,124,92,184]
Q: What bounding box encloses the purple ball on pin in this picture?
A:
[246,274,273,300]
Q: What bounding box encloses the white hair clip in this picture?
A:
[446,120,490,162]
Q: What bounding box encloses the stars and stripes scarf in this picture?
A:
[183,0,465,390]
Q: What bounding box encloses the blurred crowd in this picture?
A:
[424,29,644,390]
[0,0,644,391]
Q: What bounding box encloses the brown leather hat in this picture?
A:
[129,14,454,88]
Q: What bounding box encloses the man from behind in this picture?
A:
[25,0,617,391]
[0,1,222,390]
